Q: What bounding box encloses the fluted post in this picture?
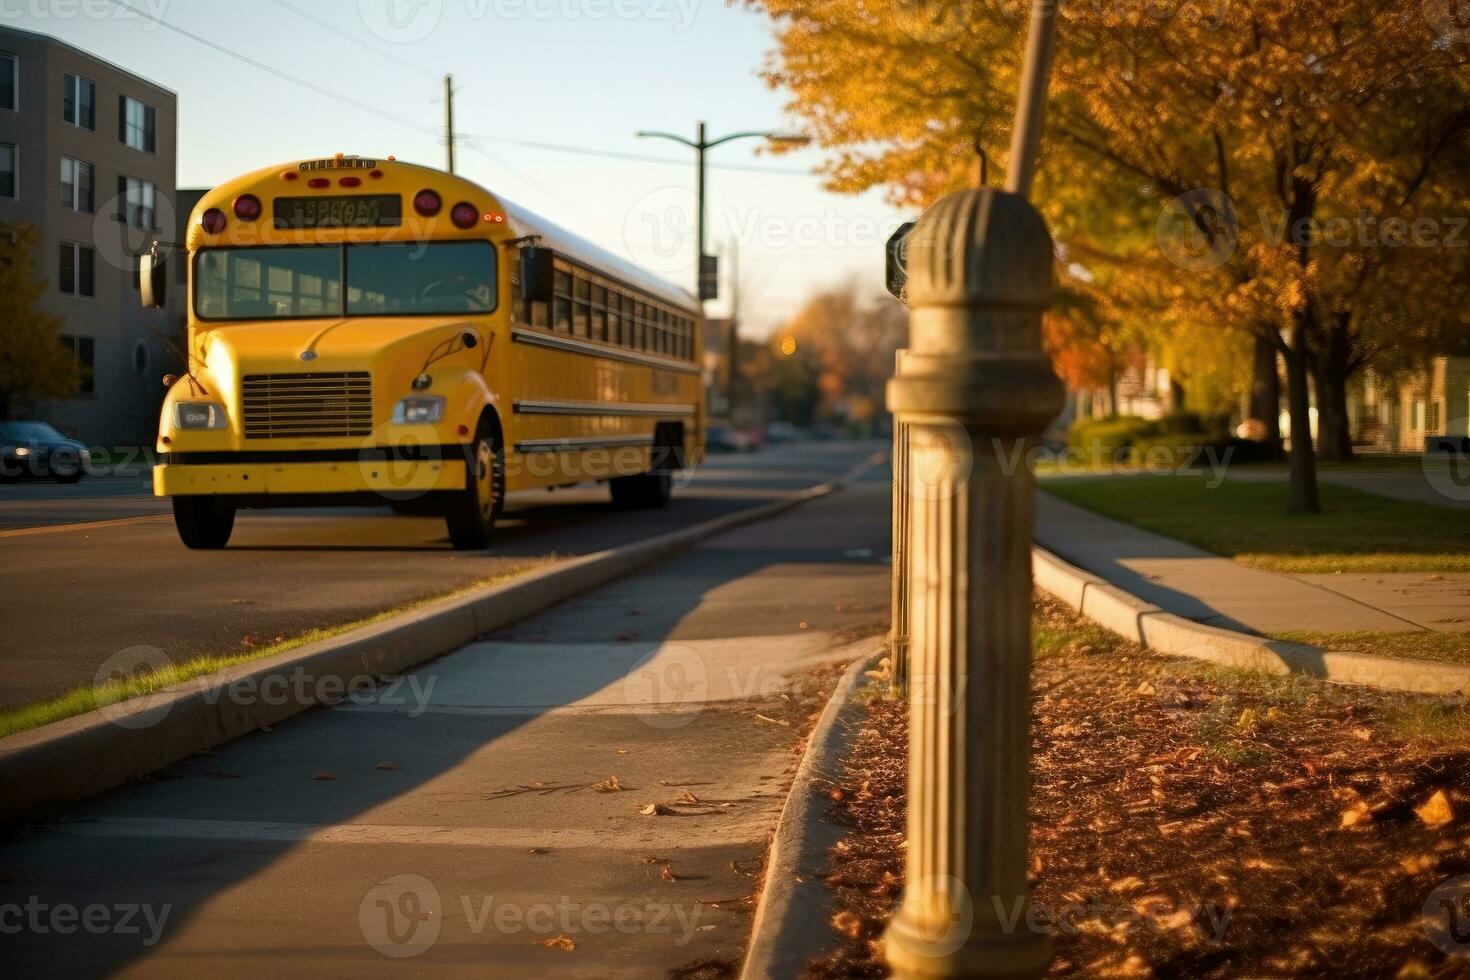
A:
[891,347,911,688]
[883,189,1064,979]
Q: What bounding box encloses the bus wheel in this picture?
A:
[610,470,672,509]
[173,496,236,549]
[445,424,504,549]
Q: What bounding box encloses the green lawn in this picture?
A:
[1041,475,1470,574]
[1269,630,1470,668]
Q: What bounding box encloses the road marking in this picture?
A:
[0,514,171,539]
[50,817,696,849]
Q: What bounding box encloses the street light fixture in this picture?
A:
[636,122,808,419]
[635,122,809,302]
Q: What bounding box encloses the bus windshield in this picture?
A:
[194,241,496,320]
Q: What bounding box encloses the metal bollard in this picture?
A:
[891,347,911,689]
[883,188,1064,979]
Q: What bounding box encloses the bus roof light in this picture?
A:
[281,170,299,181]
[451,202,478,229]
[201,208,227,234]
[233,194,262,221]
[414,190,442,217]
[339,176,362,188]
[308,177,330,189]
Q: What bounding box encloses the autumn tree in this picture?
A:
[0,223,77,420]
[748,0,1470,512]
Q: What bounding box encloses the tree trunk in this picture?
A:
[1250,331,1283,452]
[1107,359,1119,418]
[1313,320,1355,461]
[1284,319,1321,514]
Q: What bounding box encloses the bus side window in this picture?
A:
[553,268,571,333]
[608,291,622,346]
[572,272,590,338]
[591,282,607,342]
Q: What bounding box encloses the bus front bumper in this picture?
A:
[153,459,467,497]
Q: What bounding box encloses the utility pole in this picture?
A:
[726,239,740,416]
[443,73,455,175]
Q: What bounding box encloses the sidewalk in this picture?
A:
[1,475,892,978]
[1035,493,1469,635]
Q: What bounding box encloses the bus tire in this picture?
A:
[609,470,672,509]
[173,496,236,549]
[445,422,504,549]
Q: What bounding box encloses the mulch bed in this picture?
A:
[805,595,1470,978]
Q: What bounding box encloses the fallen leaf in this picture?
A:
[592,776,625,793]
[1400,854,1438,875]
[640,803,671,816]
[1236,708,1258,732]
[832,909,863,939]
[1108,876,1145,894]
[676,790,702,804]
[311,770,336,781]
[755,713,790,727]
[1135,681,1156,697]
[1341,801,1371,828]
[661,865,678,882]
[537,934,576,951]
[530,847,550,855]
[799,621,811,630]
[375,761,400,770]
[1415,790,1455,828]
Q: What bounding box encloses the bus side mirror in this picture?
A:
[520,246,555,304]
[140,248,167,310]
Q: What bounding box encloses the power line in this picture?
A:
[106,0,439,137]
[267,0,440,81]
[106,0,813,182]
[459,132,813,176]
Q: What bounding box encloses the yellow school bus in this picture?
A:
[141,154,704,549]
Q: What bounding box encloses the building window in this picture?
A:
[59,242,95,297]
[0,142,14,198]
[553,268,571,333]
[1427,401,1442,435]
[118,176,157,229]
[60,335,96,395]
[63,73,95,129]
[0,54,16,112]
[119,95,156,152]
[60,157,93,212]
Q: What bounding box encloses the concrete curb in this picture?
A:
[740,644,881,980]
[0,483,841,827]
[1032,546,1470,697]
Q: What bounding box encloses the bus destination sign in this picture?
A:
[273,195,403,229]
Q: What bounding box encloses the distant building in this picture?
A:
[1351,341,1470,452]
[0,25,181,448]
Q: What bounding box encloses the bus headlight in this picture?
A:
[392,396,445,425]
[175,402,228,429]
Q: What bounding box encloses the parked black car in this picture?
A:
[0,421,90,483]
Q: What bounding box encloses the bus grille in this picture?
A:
[241,372,374,439]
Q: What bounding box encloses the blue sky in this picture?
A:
[21,0,908,334]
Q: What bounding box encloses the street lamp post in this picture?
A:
[635,122,807,416]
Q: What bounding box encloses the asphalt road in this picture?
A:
[0,441,885,713]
